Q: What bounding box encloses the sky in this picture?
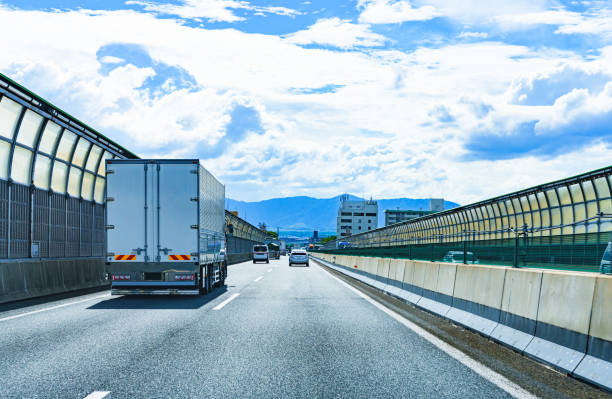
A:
[0,0,611,204]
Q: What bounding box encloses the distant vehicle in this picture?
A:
[442,251,479,264]
[601,242,611,274]
[308,243,314,249]
[105,159,226,296]
[289,249,309,267]
[253,245,269,264]
[337,241,351,249]
[268,242,280,259]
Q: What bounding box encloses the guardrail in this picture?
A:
[312,253,612,392]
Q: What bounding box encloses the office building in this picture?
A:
[429,198,445,212]
[384,209,438,226]
[337,195,378,237]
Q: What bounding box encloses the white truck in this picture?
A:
[105,159,226,295]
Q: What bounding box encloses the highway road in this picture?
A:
[0,257,598,398]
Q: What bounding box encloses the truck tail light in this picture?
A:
[175,274,195,281]
[111,274,131,281]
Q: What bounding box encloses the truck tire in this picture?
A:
[220,262,227,286]
[199,265,210,295]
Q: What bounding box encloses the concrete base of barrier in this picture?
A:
[417,296,451,318]
[574,356,612,391]
[524,337,585,374]
[0,258,108,305]
[395,286,421,304]
[490,324,534,352]
[446,307,499,337]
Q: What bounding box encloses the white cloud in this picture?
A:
[494,10,584,30]
[126,0,300,23]
[284,18,388,49]
[358,0,439,24]
[458,31,488,39]
[99,55,124,64]
[0,5,610,204]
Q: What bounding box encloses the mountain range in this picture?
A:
[226,194,460,233]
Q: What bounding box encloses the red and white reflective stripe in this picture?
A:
[169,254,191,260]
[175,274,194,281]
[114,255,136,260]
[111,274,131,281]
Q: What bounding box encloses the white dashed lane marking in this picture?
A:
[83,391,110,399]
[213,293,241,311]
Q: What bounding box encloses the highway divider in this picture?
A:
[310,253,612,392]
[0,258,107,304]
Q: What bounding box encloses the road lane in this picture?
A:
[0,257,522,398]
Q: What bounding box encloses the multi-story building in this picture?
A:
[337,196,378,237]
[384,209,437,226]
[429,198,445,212]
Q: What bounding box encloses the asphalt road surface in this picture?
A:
[0,257,560,398]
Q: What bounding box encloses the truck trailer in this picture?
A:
[105,159,226,295]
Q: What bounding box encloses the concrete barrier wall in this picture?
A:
[0,258,108,304]
[447,265,506,336]
[524,272,597,373]
[490,268,542,352]
[311,253,612,391]
[574,276,612,388]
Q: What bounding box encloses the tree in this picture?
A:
[266,230,278,239]
[321,235,337,244]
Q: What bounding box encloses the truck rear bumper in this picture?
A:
[111,288,199,295]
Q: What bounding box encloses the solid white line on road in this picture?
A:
[83,391,110,399]
[0,294,111,323]
[319,266,538,399]
[213,293,240,311]
[267,268,272,273]
[254,276,264,282]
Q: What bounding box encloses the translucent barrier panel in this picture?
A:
[594,177,611,198]
[10,146,33,185]
[16,109,42,148]
[33,154,51,189]
[558,186,572,205]
[38,121,61,154]
[0,140,10,179]
[546,189,559,207]
[94,176,105,203]
[582,181,596,201]
[0,96,22,139]
[81,172,94,200]
[67,166,82,197]
[85,145,102,172]
[569,183,584,203]
[97,151,112,176]
[55,130,76,161]
[71,137,90,167]
[51,161,68,193]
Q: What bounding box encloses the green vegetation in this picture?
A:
[320,235,337,244]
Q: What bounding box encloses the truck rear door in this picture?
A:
[107,163,147,262]
[157,162,199,263]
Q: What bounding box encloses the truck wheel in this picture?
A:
[199,266,209,295]
[220,262,227,286]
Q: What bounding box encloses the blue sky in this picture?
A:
[0,0,611,203]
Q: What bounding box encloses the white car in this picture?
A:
[289,250,309,266]
[252,245,269,264]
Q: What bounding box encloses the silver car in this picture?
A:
[289,250,309,266]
